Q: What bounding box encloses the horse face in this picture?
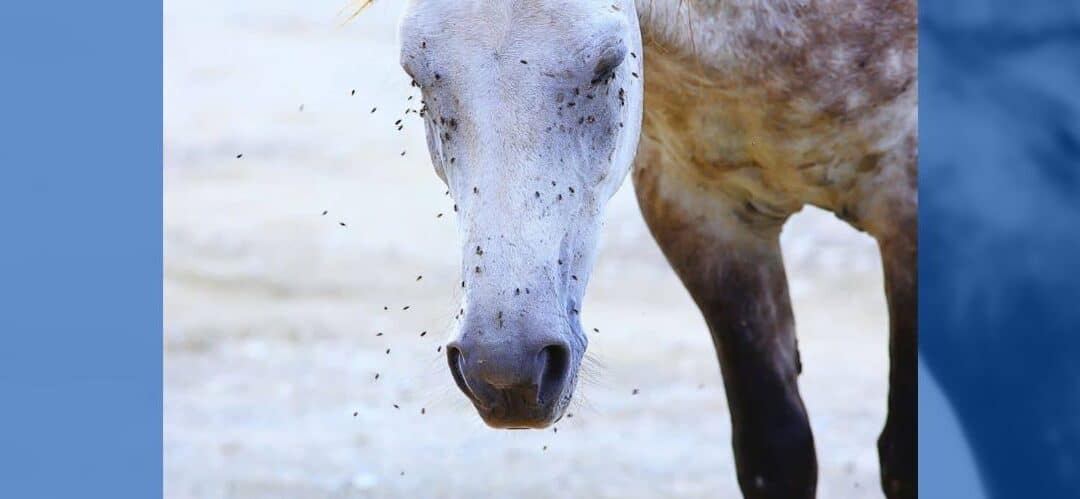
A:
[399,0,642,428]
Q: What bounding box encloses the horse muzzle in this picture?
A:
[446,334,572,429]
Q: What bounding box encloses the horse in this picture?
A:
[373,1,917,497]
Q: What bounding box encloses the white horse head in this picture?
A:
[398,0,643,428]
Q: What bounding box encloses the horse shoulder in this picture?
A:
[638,0,916,220]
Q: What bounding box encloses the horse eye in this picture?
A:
[592,42,628,80]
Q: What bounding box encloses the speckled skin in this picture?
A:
[396,1,915,497]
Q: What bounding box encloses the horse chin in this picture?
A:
[471,384,574,430]
[475,406,560,430]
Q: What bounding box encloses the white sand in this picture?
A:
[165,1,890,497]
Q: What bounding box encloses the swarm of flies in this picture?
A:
[323,53,646,478]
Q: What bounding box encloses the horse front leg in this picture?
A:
[852,150,918,499]
[634,161,816,499]
[876,225,917,499]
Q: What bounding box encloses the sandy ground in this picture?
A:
[164,1,890,497]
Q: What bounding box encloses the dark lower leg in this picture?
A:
[705,259,817,499]
[878,233,918,499]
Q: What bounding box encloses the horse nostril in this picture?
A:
[538,344,570,405]
[446,345,473,400]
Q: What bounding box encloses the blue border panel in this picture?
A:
[0,2,162,498]
[921,2,1080,497]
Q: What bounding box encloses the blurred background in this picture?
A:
[919,2,1080,496]
[164,0,890,497]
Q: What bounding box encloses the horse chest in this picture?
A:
[638,45,914,220]
[634,0,917,220]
